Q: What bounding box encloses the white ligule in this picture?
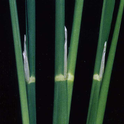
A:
[99,41,107,79]
[64,26,68,79]
[93,41,107,81]
[23,35,30,83]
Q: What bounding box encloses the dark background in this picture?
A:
[0,0,124,124]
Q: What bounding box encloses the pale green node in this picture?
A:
[67,73,74,82]
[93,74,101,81]
[28,76,36,84]
[55,73,74,82]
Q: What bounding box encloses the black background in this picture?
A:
[0,0,124,124]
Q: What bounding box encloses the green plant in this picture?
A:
[9,0,30,124]
[6,0,124,124]
[53,0,84,124]
[86,1,115,124]
[9,0,36,124]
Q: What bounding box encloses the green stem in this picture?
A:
[53,0,68,124]
[96,1,124,124]
[27,83,36,124]
[25,0,36,124]
[26,0,35,77]
[86,0,115,124]
[67,0,84,118]
[9,0,30,124]
[55,0,65,75]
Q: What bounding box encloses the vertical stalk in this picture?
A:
[53,0,68,124]
[26,0,35,76]
[67,0,84,118]
[86,0,115,124]
[25,0,36,124]
[9,0,30,124]
[96,1,124,124]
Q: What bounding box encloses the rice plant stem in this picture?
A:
[9,0,30,124]
[86,1,115,124]
[67,0,84,118]
[96,1,124,124]
[53,81,68,124]
[53,0,68,124]
[55,0,65,75]
[25,0,36,124]
[26,0,35,77]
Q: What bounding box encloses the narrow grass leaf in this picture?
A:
[9,0,30,124]
[67,0,84,119]
[96,1,124,124]
[86,1,115,124]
